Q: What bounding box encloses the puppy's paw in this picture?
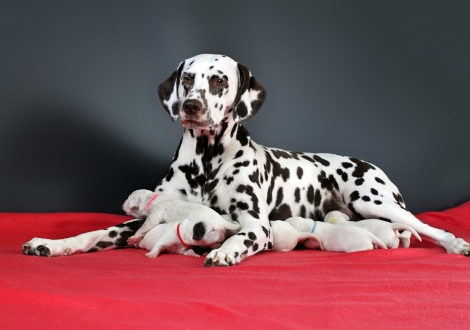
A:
[145,252,158,258]
[22,238,70,257]
[127,235,143,246]
[204,248,240,267]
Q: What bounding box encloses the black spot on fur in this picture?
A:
[314,189,322,207]
[262,226,269,237]
[295,188,301,203]
[300,205,307,217]
[317,171,339,191]
[362,196,371,202]
[252,243,259,252]
[350,158,376,178]
[301,155,316,163]
[248,232,257,240]
[307,185,314,204]
[313,155,330,166]
[236,201,249,210]
[371,188,378,195]
[342,162,353,169]
[276,187,284,206]
[180,189,187,196]
[192,222,206,240]
[350,191,360,202]
[374,200,383,205]
[272,149,296,159]
[244,239,254,248]
[233,150,243,159]
[268,204,292,220]
[268,241,273,249]
[297,167,303,179]
[236,125,250,146]
[375,177,385,185]
[355,178,364,185]
[209,66,214,69]
[165,167,174,181]
[237,101,248,118]
[342,172,348,182]
[248,210,260,219]
[108,230,117,238]
[96,241,113,249]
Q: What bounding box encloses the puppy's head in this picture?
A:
[157,54,267,130]
[324,211,350,224]
[181,216,241,248]
[122,189,154,218]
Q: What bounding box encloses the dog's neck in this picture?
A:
[180,119,251,162]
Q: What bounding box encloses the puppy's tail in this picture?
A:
[390,223,422,242]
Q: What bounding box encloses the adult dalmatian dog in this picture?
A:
[23,54,470,265]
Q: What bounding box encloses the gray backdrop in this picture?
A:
[1,1,469,214]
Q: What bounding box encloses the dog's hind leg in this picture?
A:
[351,199,470,256]
[22,218,145,257]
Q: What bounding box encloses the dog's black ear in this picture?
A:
[157,61,185,121]
[192,222,206,241]
[233,63,267,124]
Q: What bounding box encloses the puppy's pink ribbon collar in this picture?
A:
[145,194,159,210]
[177,223,192,248]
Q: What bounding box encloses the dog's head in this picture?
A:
[180,216,241,248]
[122,189,154,218]
[158,54,267,130]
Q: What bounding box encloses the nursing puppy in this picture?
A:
[123,189,241,256]
[269,220,323,252]
[135,219,224,258]
[285,217,387,253]
[324,211,422,248]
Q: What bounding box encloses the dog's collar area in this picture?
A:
[177,223,192,248]
[145,194,160,211]
[310,221,317,234]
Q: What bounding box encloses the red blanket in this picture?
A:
[2,203,470,329]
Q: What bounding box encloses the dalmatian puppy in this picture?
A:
[324,211,421,249]
[122,189,240,246]
[133,218,226,258]
[285,217,387,252]
[23,54,470,264]
[269,220,323,252]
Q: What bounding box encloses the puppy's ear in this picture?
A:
[158,61,185,122]
[233,63,267,125]
[192,221,206,241]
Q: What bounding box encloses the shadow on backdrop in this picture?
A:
[0,102,168,213]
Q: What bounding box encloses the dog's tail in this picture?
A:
[389,223,422,242]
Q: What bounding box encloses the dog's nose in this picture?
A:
[182,99,203,115]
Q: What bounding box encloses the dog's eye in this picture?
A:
[183,76,191,83]
[216,79,227,86]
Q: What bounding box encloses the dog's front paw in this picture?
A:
[446,238,470,256]
[22,238,70,257]
[204,248,241,267]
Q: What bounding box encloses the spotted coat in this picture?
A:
[22,54,470,263]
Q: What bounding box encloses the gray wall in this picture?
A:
[1,1,469,214]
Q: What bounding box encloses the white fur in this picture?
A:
[123,189,241,257]
[324,211,422,249]
[285,217,387,253]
